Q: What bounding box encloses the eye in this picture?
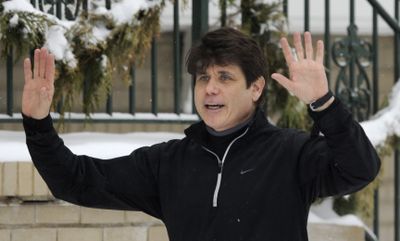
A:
[220,74,232,81]
[197,75,209,82]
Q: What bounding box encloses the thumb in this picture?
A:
[271,73,294,92]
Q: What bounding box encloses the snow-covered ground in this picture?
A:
[0,130,183,162]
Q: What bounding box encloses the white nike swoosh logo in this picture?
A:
[240,168,255,175]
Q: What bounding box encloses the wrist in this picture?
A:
[309,90,334,111]
[311,96,335,112]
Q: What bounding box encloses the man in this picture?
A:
[22,27,380,241]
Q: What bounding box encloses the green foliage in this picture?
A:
[0,11,51,60]
[67,13,113,114]
[52,62,81,115]
[0,1,164,115]
[277,95,313,130]
[105,7,162,83]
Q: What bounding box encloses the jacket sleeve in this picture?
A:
[23,114,163,219]
[296,98,381,205]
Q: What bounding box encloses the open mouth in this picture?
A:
[205,104,224,110]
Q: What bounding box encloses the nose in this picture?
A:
[205,78,219,95]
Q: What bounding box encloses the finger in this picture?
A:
[280,37,295,65]
[33,49,40,79]
[304,32,313,60]
[271,73,294,92]
[293,32,304,60]
[39,47,48,79]
[46,54,55,86]
[315,40,324,64]
[23,58,32,84]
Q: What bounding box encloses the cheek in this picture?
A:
[231,90,253,105]
[194,86,202,102]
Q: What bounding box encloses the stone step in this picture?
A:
[0,201,367,241]
[308,223,364,241]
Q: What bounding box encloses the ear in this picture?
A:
[251,77,266,102]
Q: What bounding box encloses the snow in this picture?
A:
[1,0,163,69]
[0,131,183,162]
[309,198,377,239]
[92,25,111,43]
[44,25,77,68]
[309,198,364,227]
[0,112,197,162]
[109,0,152,25]
[0,112,199,122]
[361,81,400,147]
[1,0,399,230]
[2,0,44,16]
[8,14,19,27]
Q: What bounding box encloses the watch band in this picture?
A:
[309,90,333,111]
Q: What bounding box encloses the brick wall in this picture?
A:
[0,162,168,241]
[0,162,365,241]
[0,202,168,241]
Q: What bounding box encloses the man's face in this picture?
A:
[194,64,264,132]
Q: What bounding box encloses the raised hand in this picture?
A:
[22,48,55,119]
[271,32,329,104]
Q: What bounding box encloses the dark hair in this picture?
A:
[186,27,267,105]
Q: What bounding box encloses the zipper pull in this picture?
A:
[218,161,222,173]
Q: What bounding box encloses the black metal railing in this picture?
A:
[0,0,210,124]
[283,0,399,240]
[1,2,400,240]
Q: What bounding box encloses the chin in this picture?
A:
[204,121,221,131]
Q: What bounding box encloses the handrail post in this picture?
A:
[174,0,181,114]
[151,37,158,115]
[395,1,400,241]
[129,65,136,115]
[283,0,288,17]
[105,0,112,115]
[366,0,400,33]
[372,6,379,239]
[324,0,331,85]
[397,148,400,241]
[220,0,227,27]
[192,1,208,44]
[304,0,310,32]
[6,47,13,117]
[191,0,208,113]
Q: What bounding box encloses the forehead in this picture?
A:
[198,64,244,75]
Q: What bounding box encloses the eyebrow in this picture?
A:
[197,71,208,76]
[218,71,232,75]
[196,70,233,76]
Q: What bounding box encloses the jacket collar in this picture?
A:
[184,107,271,146]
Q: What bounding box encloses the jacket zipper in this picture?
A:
[202,127,249,207]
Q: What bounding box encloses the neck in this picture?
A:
[206,112,255,137]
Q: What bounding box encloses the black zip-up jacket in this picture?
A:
[23,99,380,241]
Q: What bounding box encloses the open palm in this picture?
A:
[272,32,329,104]
[22,48,55,119]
